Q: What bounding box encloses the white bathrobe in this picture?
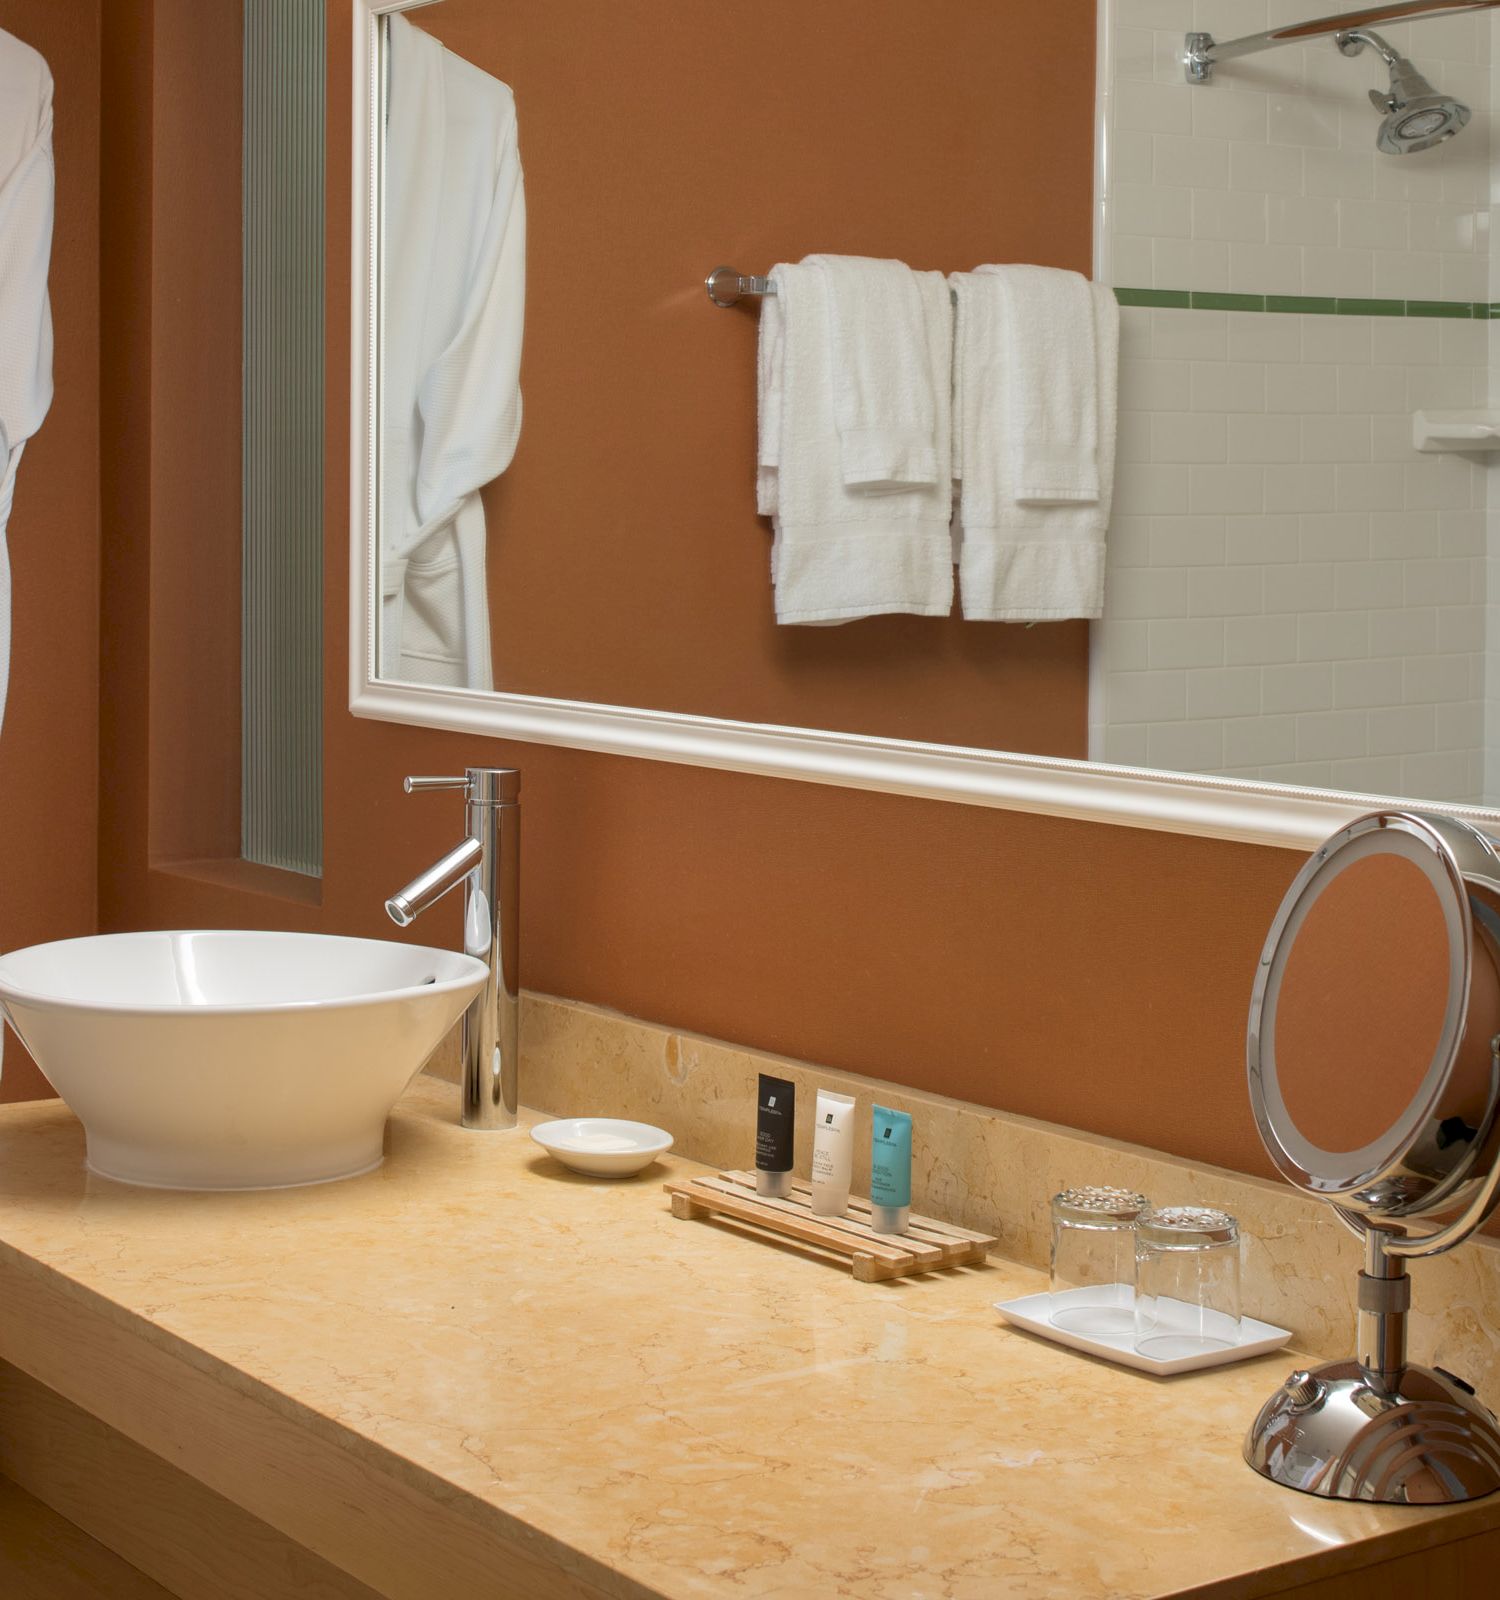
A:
[0,28,54,742]
[380,13,524,691]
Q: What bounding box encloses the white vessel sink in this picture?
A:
[0,930,488,1190]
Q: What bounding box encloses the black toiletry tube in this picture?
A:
[756,1072,795,1197]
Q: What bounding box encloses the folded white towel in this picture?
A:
[977,264,1101,505]
[949,271,1118,622]
[805,254,939,491]
[756,278,783,518]
[762,262,953,625]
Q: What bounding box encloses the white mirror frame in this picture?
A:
[348,0,1500,852]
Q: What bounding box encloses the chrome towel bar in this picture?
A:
[705,267,775,306]
[706,265,962,308]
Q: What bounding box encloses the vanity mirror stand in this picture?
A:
[1246,810,1500,1503]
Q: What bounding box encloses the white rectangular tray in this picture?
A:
[994,1290,1293,1377]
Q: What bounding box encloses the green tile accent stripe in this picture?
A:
[1113,287,1497,319]
[1112,288,1190,308]
[1265,295,1335,315]
[1335,297,1405,317]
[1189,292,1264,312]
[1406,300,1474,319]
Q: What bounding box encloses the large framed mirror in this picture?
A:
[351,0,1500,851]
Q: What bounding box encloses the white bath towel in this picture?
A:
[978,263,1102,504]
[805,254,939,491]
[761,262,953,625]
[950,271,1117,622]
[755,276,782,518]
[0,28,53,746]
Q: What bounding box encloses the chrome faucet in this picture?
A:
[385,767,520,1130]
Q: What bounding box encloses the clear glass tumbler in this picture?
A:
[1049,1185,1150,1336]
[1134,1206,1241,1360]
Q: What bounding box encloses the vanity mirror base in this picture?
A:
[1245,1360,1500,1505]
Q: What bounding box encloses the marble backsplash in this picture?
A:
[428,993,1500,1393]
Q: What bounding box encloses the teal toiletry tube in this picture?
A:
[870,1104,912,1234]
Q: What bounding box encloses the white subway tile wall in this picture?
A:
[1094,305,1489,799]
[1092,0,1498,803]
[1103,2,1492,298]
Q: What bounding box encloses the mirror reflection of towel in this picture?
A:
[380,13,525,691]
[0,26,54,742]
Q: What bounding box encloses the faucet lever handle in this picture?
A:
[403,775,470,794]
[404,768,520,805]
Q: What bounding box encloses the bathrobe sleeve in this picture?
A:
[411,60,524,537]
[379,16,523,690]
[0,26,55,746]
[0,27,54,504]
[383,16,525,562]
[0,28,54,1085]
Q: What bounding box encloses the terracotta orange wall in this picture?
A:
[0,0,100,1104]
[82,0,1318,1187]
[146,0,241,866]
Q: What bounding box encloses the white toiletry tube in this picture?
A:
[810,1089,856,1217]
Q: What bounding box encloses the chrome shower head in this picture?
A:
[1338,28,1471,154]
[1372,66,1471,154]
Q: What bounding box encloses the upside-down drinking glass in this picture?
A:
[1049,1185,1151,1336]
[1134,1205,1241,1361]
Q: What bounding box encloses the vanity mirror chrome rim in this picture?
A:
[1245,809,1500,1503]
[349,0,1500,855]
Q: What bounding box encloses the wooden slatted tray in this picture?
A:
[664,1170,996,1281]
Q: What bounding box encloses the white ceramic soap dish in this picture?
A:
[530,1118,673,1177]
[993,1290,1293,1377]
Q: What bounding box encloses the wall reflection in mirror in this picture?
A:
[363,1,1092,761]
[363,1,1500,824]
[377,6,523,691]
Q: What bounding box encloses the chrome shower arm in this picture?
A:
[1185,0,1499,81]
[1337,28,1405,67]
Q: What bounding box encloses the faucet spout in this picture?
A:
[385,836,484,927]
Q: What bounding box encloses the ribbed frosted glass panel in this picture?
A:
[241,0,325,877]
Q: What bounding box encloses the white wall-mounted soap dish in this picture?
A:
[1412,410,1500,453]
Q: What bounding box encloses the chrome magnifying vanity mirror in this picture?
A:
[1247,810,1500,1503]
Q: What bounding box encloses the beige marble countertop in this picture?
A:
[0,1077,1495,1600]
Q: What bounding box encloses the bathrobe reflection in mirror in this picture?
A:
[380,13,523,690]
[0,27,54,742]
